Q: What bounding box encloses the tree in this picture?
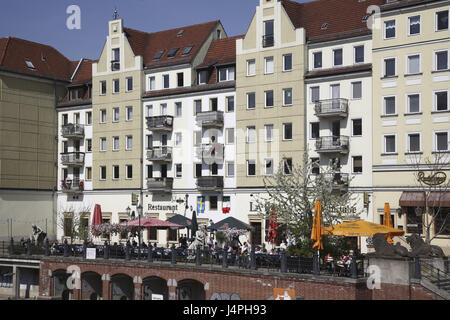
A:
[254,151,360,255]
[57,204,92,243]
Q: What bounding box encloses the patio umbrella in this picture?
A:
[190,210,198,239]
[383,203,394,244]
[167,214,192,238]
[311,200,324,250]
[92,204,103,237]
[324,220,404,237]
[120,217,182,229]
[208,217,253,231]
[268,207,278,245]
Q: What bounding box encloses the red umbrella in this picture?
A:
[268,207,278,245]
[120,217,182,229]
[92,204,103,237]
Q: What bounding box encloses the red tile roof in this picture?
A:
[124,20,221,68]
[197,35,244,69]
[71,59,95,85]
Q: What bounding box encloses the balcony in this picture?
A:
[315,136,349,154]
[61,152,85,166]
[61,178,84,194]
[61,123,84,139]
[314,99,348,118]
[324,173,349,189]
[147,177,173,193]
[196,143,224,164]
[196,111,224,128]
[147,146,172,162]
[262,34,274,48]
[197,176,224,192]
[146,116,174,131]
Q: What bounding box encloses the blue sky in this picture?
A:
[0,0,307,61]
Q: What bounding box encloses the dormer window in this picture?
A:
[218,66,235,82]
[183,46,193,55]
[321,23,328,30]
[167,48,179,58]
[198,71,207,84]
[177,30,184,37]
[25,60,35,70]
[154,50,164,60]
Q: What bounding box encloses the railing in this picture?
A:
[146,116,174,131]
[323,173,349,188]
[262,34,274,48]
[197,176,224,191]
[315,136,349,153]
[314,99,349,118]
[61,178,84,193]
[147,177,174,192]
[196,143,224,164]
[418,259,450,292]
[147,147,172,162]
[61,152,85,165]
[61,124,84,138]
[196,111,224,127]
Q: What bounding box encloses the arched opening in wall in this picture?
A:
[81,272,102,300]
[142,276,169,300]
[177,279,205,300]
[53,269,72,300]
[111,274,134,300]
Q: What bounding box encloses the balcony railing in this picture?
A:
[324,173,349,189]
[315,136,349,154]
[147,146,172,162]
[314,99,348,118]
[147,177,173,192]
[262,34,274,48]
[196,143,224,164]
[197,176,224,191]
[61,152,85,166]
[61,178,84,193]
[196,111,224,127]
[61,123,85,139]
[146,116,174,131]
[111,60,120,71]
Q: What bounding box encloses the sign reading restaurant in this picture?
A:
[148,204,179,212]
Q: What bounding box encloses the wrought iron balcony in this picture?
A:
[146,115,174,131]
[61,123,84,139]
[196,111,224,127]
[315,136,349,154]
[147,146,172,162]
[197,176,224,192]
[195,143,224,164]
[61,178,84,193]
[61,152,85,166]
[147,177,173,192]
[314,98,348,118]
[324,173,349,189]
[262,34,274,48]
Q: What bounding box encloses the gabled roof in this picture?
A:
[0,37,74,81]
[70,58,95,85]
[197,35,244,69]
[124,20,221,69]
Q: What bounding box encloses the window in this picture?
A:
[146,105,153,117]
[126,165,133,179]
[435,91,449,111]
[219,67,235,82]
[265,90,274,108]
[198,71,207,84]
[407,133,421,153]
[113,107,119,122]
[226,96,234,112]
[283,54,292,71]
[435,50,448,71]
[436,10,449,31]
[407,94,420,113]
[311,86,320,103]
[247,126,256,143]
[85,167,92,181]
[175,132,182,146]
[113,79,119,93]
[247,59,256,76]
[226,128,235,144]
[227,162,235,177]
[247,92,256,109]
[265,124,274,142]
[435,131,449,151]
[100,138,106,152]
[62,141,68,153]
[311,122,320,139]
[177,73,184,87]
[354,45,364,63]
[85,112,92,125]
[351,119,362,137]
[112,48,120,61]
[100,81,106,95]
[149,76,156,90]
[384,96,396,115]
[194,131,202,146]
[113,165,120,180]
[247,160,256,176]
[25,60,35,70]
[86,139,92,152]
[384,20,396,39]
[283,123,293,140]
[64,215,73,237]
[408,16,420,35]
[333,49,343,66]
[126,106,133,121]
[175,102,182,117]
[313,52,322,69]
[62,114,68,125]
[211,163,219,176]
[265,159,273,175]
[210,98,218,111]
[195,163,202,178]
[384,58,396,77]
[146,135,153,149]
[167,48,179,58]
[210,196,218,210]
[175,164,182,178]
[407,54,421,74]
[352,156,363,173]
[183,46,193,55]
[384,135,397,154]
[100,166,106,180]
[194,100,202,115]
[154,50,164,60]
[352,81,362,99]
[283,88,293,106]
[264,57,274,74]
[283,158,292,175]
[163,74,169,89]
[160,103,167,115]
[311,158,320,175]
[126,136,132,150]
[146,165,153,179]
[126,77,133,91]
[113,136,119,151]
[263,20,274,47]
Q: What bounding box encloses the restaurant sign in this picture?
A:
[328,206,357,214]
[148,204,179,212]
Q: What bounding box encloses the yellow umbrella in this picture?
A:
[311,200,324,250]
[383,203,394,244]
[324,220,404,237]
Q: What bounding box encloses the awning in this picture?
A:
[427,192,450,207]
[399,192,425,207]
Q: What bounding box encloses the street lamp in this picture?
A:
[126,206,131,217]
